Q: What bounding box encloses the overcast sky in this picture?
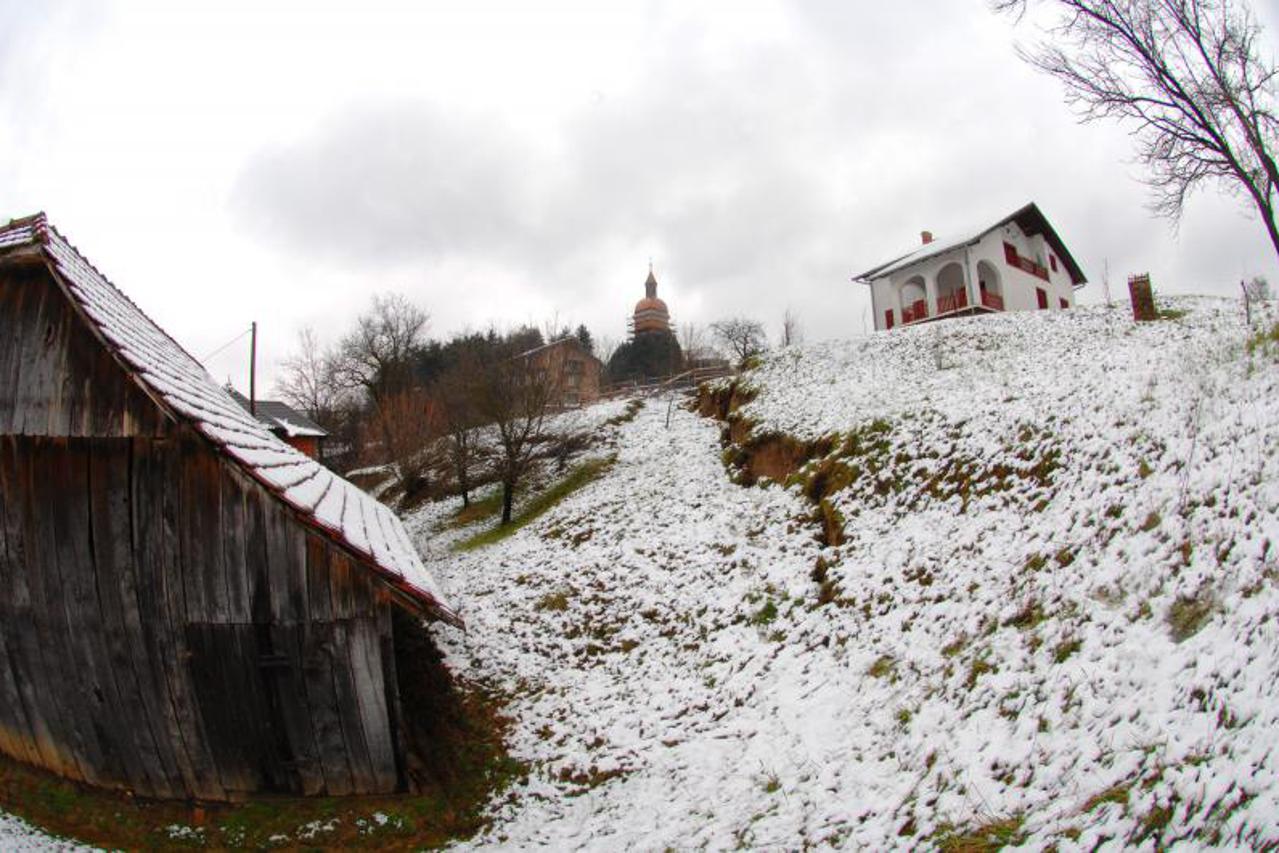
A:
[3,0,1277,391]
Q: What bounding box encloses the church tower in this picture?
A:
[631,264,672,337]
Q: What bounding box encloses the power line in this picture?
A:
[200,325,254,363]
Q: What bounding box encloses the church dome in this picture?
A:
[634,296,669,314]
[632,265,673,335]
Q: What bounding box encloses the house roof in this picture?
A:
[0,214,461,628]
[227,389,328,438]
[852,202,1087,286]
[519,336,603,364]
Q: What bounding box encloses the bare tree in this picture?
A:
[472,350,558,525]
[1245,274,1271,301]
[595,334,621,367]
[679,322,705,367]
[779,308,804,348]
[335,293,430,406]
[367,385,442,504]
[273,326,348,427]
[711,317,769,368]
[434,355,486,508]
[996,0,1278,260]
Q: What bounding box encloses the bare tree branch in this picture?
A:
[996,0,1278,259]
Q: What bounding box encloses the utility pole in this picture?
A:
[249,321,258,417]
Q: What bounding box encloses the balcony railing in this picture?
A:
[981,291,1005,311]
[936,290,969,315]
[1003,242,1050,282]
[901,299,928,324]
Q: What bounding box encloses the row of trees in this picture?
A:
[274,296,805,519]
[275,294,560,522]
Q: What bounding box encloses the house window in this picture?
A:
[1036,288,1048,309]
[884,309,894,330]
[1059,298,1069,310]
[1050,255,1058,273]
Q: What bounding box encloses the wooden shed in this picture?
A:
[0,214,462,801]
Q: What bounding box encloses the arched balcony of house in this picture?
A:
[899,276,928,324]
[976,260,1005,311]
[936,262,969,315]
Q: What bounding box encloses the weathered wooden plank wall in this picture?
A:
[0,266,411,800]
[0,264,167,438]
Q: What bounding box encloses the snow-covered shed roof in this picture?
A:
[227,389,329,438]
[853,201,1087,286]
[0,213,460,628]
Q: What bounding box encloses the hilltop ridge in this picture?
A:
[415,297,1279,849]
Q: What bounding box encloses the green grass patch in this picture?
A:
[1082,784,1130,813]
[535,591,570,612]
[1247,321,1279,356]
[455,455,617,551]
[604,398,645,426]
[1053,637,1082,663]
[934,815,1025,851]
[442,489,504,530]
[749,599,779,626]
[1167,590,1215,642]
[868,654,897,679]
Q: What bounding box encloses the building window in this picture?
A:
[1060,298,1069,310]
[1050,255,1058,273]
[884,309,894,330]
[1036,288,1048,309]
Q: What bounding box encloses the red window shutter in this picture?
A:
[884,309,894,330]
[1003,242,1019,265]
[1036,288,1048,309]
[1050,255,1058,273]
[1060,298,1068,310]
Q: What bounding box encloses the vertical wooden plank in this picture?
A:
[157,435,225,800]
[133,437,225,800]
[0,273,29,434]
[220,466,251,624]
[27,437,106,785]
[231,624,291,798]
[87,437,175,797]
[11,272,51,436]
[300,620,355,796]
[300,538,354,795]
[377,599,407,792]
[269,623,324,795]
[0,438,69,774]
[349,616,397,792]
[175,432,208,624]
[130,436,199,797]
[263,497,306,625]
[328,619,376,792]
[260,501,324,794]
[0,437,44,767]
[51,437,150,791]
[328,551,356,620]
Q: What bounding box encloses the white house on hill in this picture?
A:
[854,202,1086,331]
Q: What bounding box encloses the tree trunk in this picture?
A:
[501,481,514,525]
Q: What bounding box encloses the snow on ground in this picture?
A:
[0,812,89,851]
[418,297,1279,849]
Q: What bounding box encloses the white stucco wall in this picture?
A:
[866,221,1080,331]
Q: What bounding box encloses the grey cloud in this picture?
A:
[232,2,1277,342]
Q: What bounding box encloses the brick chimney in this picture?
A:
[921,230,934,245]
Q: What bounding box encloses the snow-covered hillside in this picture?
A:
[419,297,1279,849]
